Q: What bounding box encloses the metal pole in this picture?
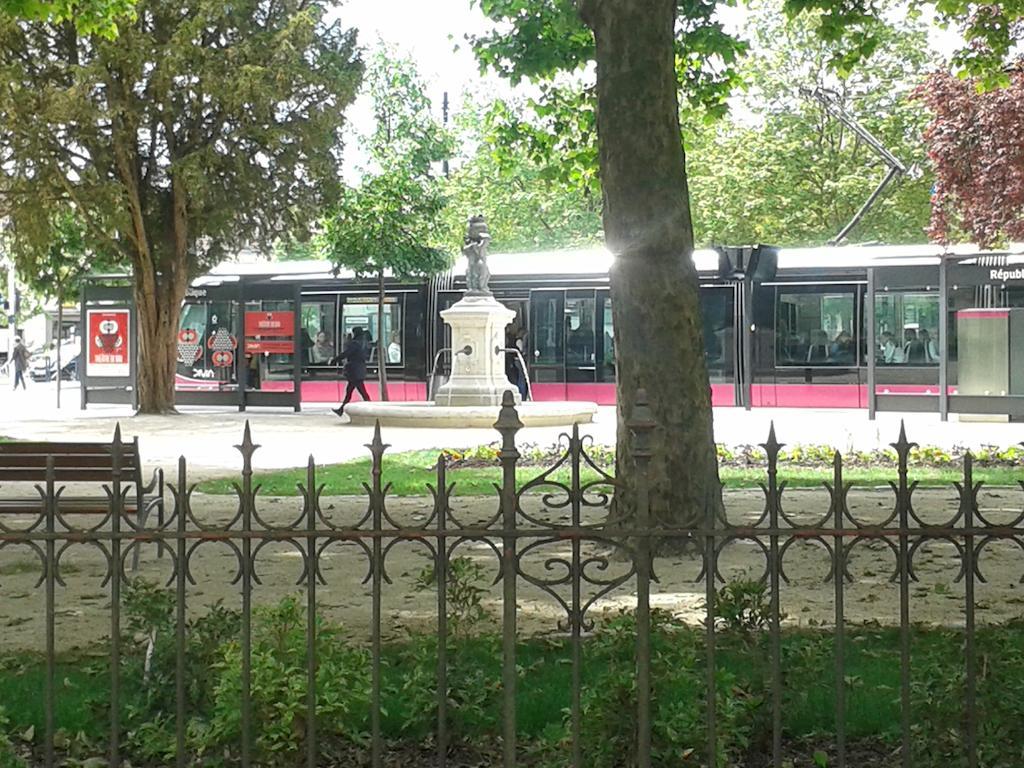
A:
[867,269,876,419]
[494,392,522,768]
[939,258,949,421]
[743,282,754,410]
[56,297,63,409]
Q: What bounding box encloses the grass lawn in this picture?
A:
[195,450,1024,496]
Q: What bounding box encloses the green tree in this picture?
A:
[0,0,363,413]
[318,47,452,401]
[471,0,1022,530]
[686,3,936,246]
[441,96,603,251]
[1,0,135,37]
[6,208,117,403]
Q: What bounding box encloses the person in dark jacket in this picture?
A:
[332,328,371,416]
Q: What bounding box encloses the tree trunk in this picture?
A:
[581,0,723,532]
[377,269,389,401]
[134,268,186,415]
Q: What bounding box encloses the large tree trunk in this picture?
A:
[134,272,184,414]
[377,269,390,401]
[581,0,723,532]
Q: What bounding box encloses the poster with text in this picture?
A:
[87,309,130,377]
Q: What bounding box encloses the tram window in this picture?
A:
[301,302,337,365]
[874,293,939,365]
[565,297,596,367]
[776,290,856,366]
[341,301,403,365]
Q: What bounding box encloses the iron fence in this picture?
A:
[0,389,1022,767]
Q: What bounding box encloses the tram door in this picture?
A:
[529,290,565,397]
[700,284,742,407]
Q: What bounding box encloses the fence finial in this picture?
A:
[760,420,784,459]
[235,420,260,464]
[112,422,122,446]
[890,419,917,457]
[366,420,390,457]
[494,389,524,436]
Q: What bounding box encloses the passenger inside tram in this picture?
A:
[829,331,855,365]
[311,331,334,364]
[903,328,927,364]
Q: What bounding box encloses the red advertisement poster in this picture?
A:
[244,339,294,354]
[87,309,130,377]
[244,311,294,337]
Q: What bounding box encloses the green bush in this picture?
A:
[200,596,371,765]
[571,610,756,767]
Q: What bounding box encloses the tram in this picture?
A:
[170,242,1024,413]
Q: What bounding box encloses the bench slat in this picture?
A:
[0,443,139,455]
[0,455,139,470]
[0,469,145,482]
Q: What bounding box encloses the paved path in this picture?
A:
[0,381,1021,476]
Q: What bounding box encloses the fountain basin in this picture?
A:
[343,400,598,428]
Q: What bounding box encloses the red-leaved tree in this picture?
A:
[917,64,1024,246]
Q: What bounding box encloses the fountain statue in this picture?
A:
[341,213,597,427]
[464,215,492,295]
[432,215,518,406]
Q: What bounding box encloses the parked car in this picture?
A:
[30,341,80,382]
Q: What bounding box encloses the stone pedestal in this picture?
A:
[434,294,521,406]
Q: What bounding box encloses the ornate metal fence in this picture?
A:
[0,390,1022,768]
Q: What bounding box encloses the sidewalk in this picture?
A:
[0,381,1020,476]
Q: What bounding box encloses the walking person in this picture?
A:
[332,327,371,416]
[11,337,29,390]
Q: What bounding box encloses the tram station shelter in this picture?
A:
[79,243,1024,420]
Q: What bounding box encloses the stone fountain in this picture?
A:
[344,216,598,427]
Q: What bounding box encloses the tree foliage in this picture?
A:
[319,45,452,286]
[0,0,135,38]
[916,65,1024,247]
[317,46,453,398]
[440,96,602,252]
[457,2,934,250]
[7,208,117,303]
[0,0,363,411]
[685,3,936,246]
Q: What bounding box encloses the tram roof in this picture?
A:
[192,242,1023,285]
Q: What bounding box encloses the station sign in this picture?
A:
[87,309,130,377]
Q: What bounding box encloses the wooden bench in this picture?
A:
[0,436,164,570]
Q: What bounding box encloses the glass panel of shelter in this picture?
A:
[245,299,295,392]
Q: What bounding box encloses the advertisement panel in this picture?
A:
[87,309,130,377]
[244,311,295,337]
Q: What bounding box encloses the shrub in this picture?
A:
[200,596,371,765]
[574,610,756,767]
[714,578,774,636]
